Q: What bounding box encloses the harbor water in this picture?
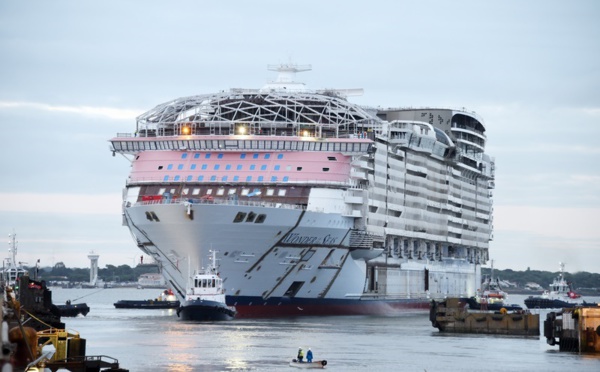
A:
[49,288,600,372]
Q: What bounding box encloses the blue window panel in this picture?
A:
[198,175,204,181]
[182,153,188,159]
[260,165,267,170]
[214,164,220,170]
[194,153,200,159]
[250,165,256,170]
[191,164,196,170]
[236,165,242,170]
[258,176,264,181]
[233,176,239,181]
[167,164,173,170]
[283,176,289,182]
[240,153,246,159]
[222,176,228,181]
[264,154,270,159]
[210,175,217,181]
[186,175,192,181]
[246,176,252,181]
[163,175,169,181]
[277,154,283,159]
[174,175,180,181]
[274,165,280,171]
[206,154,211,159]
[226,164,231,170]
[178,164,184,170]
[201,164,207,170]
[253,153,259,159]
[218,154,224,159]
[271,176,277,182]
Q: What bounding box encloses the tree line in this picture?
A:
[30,262,160,284]
[27,263,600,290]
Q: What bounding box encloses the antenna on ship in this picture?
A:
[267,63,312,80]
[559,262,565,278]
[261,63,312,92]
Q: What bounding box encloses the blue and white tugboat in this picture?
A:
[177,250,236,321]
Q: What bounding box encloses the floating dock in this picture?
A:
[430,298,539,336]
[544,306,600,352]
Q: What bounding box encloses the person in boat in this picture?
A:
[306,348,313,363]
[297,347,304,362]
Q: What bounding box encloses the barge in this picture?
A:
[430,297,539,336]
[544,305,600,352]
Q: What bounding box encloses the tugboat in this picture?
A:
[465,260,522,311]
[524,262,597,309]
[177,250,236,321]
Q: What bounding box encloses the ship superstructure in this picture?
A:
[109,64,495,317]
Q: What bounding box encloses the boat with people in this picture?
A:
[289,359,328,369]
[290,347,327,369]
[114,289,180,309]
[177,250,236,321]
[109,63,496,317]
[524,262,597,309]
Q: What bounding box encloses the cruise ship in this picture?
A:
[109,64,495,317]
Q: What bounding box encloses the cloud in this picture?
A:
[0,101,140,121]
[0,193,122,215]
[493,205,600,239]
[488,143,600,155]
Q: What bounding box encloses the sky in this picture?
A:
[0,1,598,273]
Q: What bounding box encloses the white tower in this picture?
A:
[88,251,99,287]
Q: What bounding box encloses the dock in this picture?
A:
[430,298,539,336]
[1,274,130,371]
[544,305,600,352]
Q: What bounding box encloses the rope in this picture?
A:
[21,308,54,330]
[71,287,106,302]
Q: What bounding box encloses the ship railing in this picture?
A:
[344,292,416,300]
[136,197,306,210]
[127,177,360,188]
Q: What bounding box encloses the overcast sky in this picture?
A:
[1,1,598,274]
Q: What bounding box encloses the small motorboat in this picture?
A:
[56,301,90,317]
[177,250,236,321]
[114,289,180,309]
[289,359,328,369]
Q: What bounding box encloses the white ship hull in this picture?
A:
[125,201,479,317]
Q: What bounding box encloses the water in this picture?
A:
[49,288,600,372]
